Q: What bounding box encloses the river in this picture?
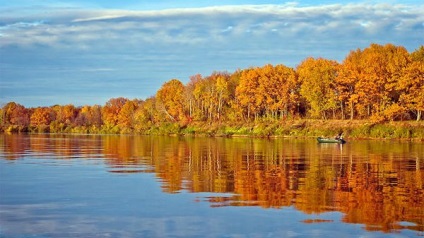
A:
[0,134,423,237]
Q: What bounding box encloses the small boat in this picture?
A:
[317,137,346,144]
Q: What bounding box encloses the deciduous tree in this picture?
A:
[117,100,138,130]
[235,67,262,120]
[102,97,129,126]
[336,49,362,119]
[1,102,30,131]
[30,107,55,131]
[398,46,424,120]
[354,44,410,120]
[156,79,186,122]
[298,58,339,119]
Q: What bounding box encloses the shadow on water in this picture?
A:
[1,133,423,234]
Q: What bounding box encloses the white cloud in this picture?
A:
[0,3,423,49]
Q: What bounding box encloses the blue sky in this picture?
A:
[1,1,423,107]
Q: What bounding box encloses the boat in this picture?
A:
[317,137,346,144]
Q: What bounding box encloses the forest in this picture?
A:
[1,43,423,138]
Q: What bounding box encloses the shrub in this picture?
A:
[369,124,395,138]
[350,124,373,138]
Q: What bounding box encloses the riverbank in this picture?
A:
[3,120,424,140]
[149,120,424,140]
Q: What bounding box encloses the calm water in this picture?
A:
[0,134,423,238]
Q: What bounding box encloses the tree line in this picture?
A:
[1,43,423,134]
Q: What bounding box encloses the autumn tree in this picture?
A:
[75,105,103,128]
[185,74,202,120]
[336,49,362,120]
[410,46,424,62]
[133,97,167,132]
[55,104,77,126]
[190,74,211,121]
[215,74,230,120]
[235,65,299,121]
[353,44,410,120]
[259,64,298,119]
[398,46,424,121]
[226,70,242,121]
[117,99,139,131]
[156,79,186,122]
[133,99,151,132]
[189,72,233,121]
[102,97,129,126]
[297,58,339,119]
[235,67,262,120]
[30,107,55,132]
[49,104,78,132]
[1,102,30,132]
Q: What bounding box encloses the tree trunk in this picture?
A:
[417,110,422,121]
[163,108,176,121]
[189,99,193,117]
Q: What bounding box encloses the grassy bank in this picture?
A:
[168,120,424,140]
[3,120,423,140]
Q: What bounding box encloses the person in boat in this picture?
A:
[335,132,343,140]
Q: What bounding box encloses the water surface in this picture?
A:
[0,134,423,237]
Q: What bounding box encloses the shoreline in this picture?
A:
[3,120,424,141]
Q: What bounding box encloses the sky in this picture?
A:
[0,0,423,107]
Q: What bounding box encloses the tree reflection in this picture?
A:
[1,134,423,233]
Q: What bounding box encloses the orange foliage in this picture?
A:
[30,107,55,127]
[235,64,298,120]
[298,58,339,119]
[102,97,129,126]
[156,79,186,122]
